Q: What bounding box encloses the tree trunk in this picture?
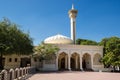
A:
[0,52,3,69]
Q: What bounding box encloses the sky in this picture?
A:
[0,0,120,45]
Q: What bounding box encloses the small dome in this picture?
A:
[44,34,73,44]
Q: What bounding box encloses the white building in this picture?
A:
[37,5,104,71]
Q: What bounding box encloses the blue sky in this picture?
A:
[0,0,120,45]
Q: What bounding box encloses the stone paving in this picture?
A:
[28,71,120,80]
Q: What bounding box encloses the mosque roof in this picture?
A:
[44,34,73,44]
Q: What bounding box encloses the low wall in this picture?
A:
[93,65,104,71]
[0,67,36,80]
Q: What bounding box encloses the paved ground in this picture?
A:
[28,71,120,80]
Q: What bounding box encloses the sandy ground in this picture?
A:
[27,71,120,80]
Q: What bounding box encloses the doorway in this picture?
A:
[20,57,31,67]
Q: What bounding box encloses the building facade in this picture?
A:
[3,54,31,69]
[38,44,103,71]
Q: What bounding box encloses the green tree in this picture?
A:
[76,38,98,45]
[33,43,59,60]
[0,18,33,69]
[99,36,120,67]
[101,52,115,67]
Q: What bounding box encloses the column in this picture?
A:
[91,54,93,70]
[75,56,78,69]
[79,54,83,70]
[68,54,71,70]
[65,56,68,69]
[56,55,58,70]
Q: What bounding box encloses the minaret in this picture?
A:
[68,4,78,44]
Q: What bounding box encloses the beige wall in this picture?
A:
[3,54,31,69]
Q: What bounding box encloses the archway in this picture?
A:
[58,52,68,70]
[82,53,91,70]
[93,53,102,65]
[71,53,79,70]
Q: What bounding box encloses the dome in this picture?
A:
[44,34,73,44]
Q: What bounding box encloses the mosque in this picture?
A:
[3,5,104,71]
[36,5,104,71]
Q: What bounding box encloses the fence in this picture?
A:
[0,67,36,80]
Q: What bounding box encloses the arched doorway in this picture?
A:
[58,52,68,70]
[93,53,102,65]
[71,53,79,70]
[82,53,91,70]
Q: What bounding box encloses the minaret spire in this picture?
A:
[68,4,78,44]
[72,4,74,9]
